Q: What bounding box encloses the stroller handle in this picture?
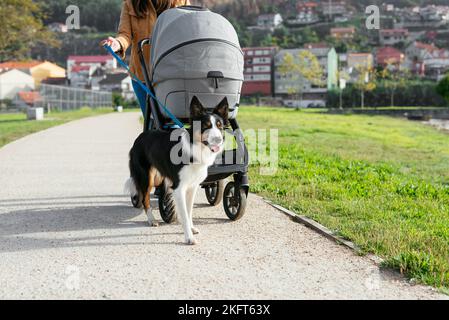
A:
[137,38,152,87]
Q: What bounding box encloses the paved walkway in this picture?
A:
[0,112,446,299]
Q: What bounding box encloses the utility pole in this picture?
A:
[329,0,333,22]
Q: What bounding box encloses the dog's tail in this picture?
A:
[128,149,149,201]
[124,177,138,197]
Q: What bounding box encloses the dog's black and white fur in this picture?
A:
[125,96,228,245]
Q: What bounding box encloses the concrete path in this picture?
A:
[0,112,446,299]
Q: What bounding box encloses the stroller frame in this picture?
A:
[133,38,249,222]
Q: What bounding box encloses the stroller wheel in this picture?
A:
[204,180,224,206]
[131,194,143,209]
[158,187,177,224]
[223,181,247,221]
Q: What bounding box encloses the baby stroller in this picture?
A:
[132,5,249,222]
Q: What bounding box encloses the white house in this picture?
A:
[406,41,449,79]
[422,50,449,80]
[98,73,134,100]
[256,14,283,30]
[48,22,68,33]
[379,29,409,46]
[0,69,35,100]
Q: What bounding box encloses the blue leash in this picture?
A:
[103,44,184,128]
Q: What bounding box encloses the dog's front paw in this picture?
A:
[191,227,200,234]
[185,237,197,245]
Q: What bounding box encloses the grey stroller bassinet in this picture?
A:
[150,5,244,119]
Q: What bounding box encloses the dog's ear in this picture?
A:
[213,97,229,125]
[190,96,206,119]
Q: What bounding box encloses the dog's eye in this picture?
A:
[202,121,211,129]
[216,121,222,129]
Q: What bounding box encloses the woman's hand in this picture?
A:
[100,37,121,52]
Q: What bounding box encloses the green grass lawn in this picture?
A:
[0,107,112,148]
[238,106,449,292]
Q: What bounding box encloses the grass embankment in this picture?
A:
[238,107,449,292]
[0,107,112,148]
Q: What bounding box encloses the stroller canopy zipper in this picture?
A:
[152,38,243,78]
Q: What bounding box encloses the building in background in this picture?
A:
[14,91,42,109]
[251,13,283,31]
[395,5,449,29]
[0,69,35,100]
[376,47,405,68]
[48,22,69,33]
[406,41,449,79]
[69,65,92,89]
[67,56,117,80]
[274,46,338,108]
[98,73,134,100]
[344,53,374,83]
[330,27,356,40]
[0,61,66,86]
[347,53,373,69]
[242,47,278,97]
[322,1,348,21]
[286,2,320,26]
[379,29,409,46]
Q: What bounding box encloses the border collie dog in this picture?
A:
[125,96,228,245]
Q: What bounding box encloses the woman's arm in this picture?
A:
[115,1,132,58]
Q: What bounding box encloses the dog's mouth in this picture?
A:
[202,141,222,153]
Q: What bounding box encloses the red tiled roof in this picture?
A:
[67,55,113,63]
[377,47,404,65]
[0,61,43,70]
[17,91,42,105]
[414,41,439,53]
[297,2,318,8]
[412,42,449,58]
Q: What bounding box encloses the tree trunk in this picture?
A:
[361,91,365,109]
[339,89,343,110]
[391,89,395,107]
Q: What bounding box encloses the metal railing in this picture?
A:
[34,84,112,111]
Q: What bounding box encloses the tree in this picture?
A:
[337,69,350,109]
[353,65,377,109]
[436,75,449,105]
[0,0,59,61]
[378,59,411,107]
[279,50,324,105]
[112,92,125,107]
